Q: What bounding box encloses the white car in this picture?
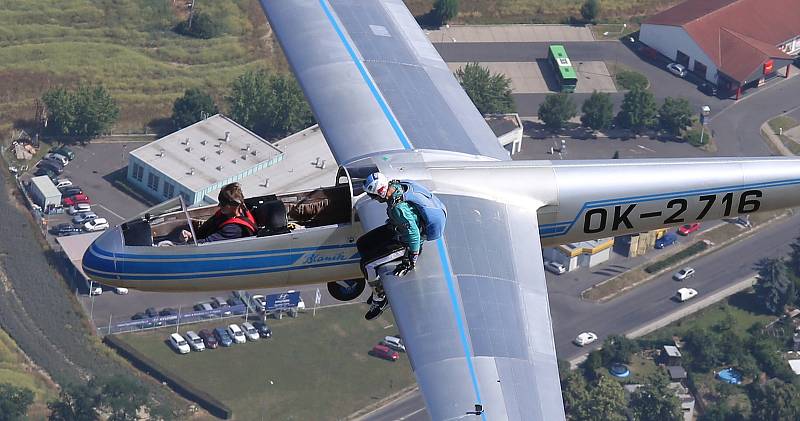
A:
[55,179,73,189]
[673,267,695,281]
[44,153,69,166]
[72,212,98,224]
[382,335,406,352]
[228,324,246,344]
[287,290,306,311]
[676,287,698,302]
[169,333,191,354]
[240,322,260,341]
[89,285,103,296]
[544,261,567,275]
[184,331,205,351]
[67,203,91,215]
[667,62,687,77]
[113,287,129,295]
[573,332,598,347]
[250,294,266,312]
[84,218,109,232]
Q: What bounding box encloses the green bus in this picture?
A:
[548,45,578,93]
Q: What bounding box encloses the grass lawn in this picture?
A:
[767,115,799,134]
[117,304,416,421]
[0,329,59,420]
[403,0,684,25]
[0,0,282,136]
[606,62,649,90]
[780,135,800,155]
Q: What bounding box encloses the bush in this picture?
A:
[615,70,648,90]
[538,93,577,130]
[684,128,706,146]
[433,0,459,26]
[175,13,221,39]
[645,242,709,273]
[580,0,600,23]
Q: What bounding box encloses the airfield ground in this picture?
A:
[117,304,416,420]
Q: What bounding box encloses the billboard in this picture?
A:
[265,291,301,311]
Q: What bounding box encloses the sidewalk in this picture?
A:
[760,122,793,156]
[426,24,594,43]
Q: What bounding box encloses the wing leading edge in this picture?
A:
[260,0,509,165]
[356,194,565,421]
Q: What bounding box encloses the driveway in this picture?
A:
[427,25,594,43]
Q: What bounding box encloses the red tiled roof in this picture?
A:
[644,0,798,81]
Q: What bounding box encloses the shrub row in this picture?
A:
[645,241,709,273]
[104,335,232,419]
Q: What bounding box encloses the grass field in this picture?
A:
[117,304,417,421]
[0,0,283,136]
[404,0,683,24]
[767,115,799,134]
[0,329,59,420]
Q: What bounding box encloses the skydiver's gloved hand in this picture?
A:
[393,250,419,277]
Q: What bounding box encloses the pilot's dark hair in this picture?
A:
[218,182,244,207]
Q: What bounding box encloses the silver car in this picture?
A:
[72,212,98,224]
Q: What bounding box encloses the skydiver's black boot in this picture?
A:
[365,292,388,320]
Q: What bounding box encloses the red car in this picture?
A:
[677,223,701,235]
[370,344,399,361]
[62,194,91,207]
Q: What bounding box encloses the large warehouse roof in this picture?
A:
[130,114,283,192]
[645,0,797,81]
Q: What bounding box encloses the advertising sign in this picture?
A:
[764,59,774,75]
[265,291,301,311]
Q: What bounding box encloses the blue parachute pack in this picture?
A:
[399,181,447,241]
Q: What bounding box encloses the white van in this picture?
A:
[228,324,246,344]
[382,335,405,352]
[184,331,205,351]
[675,288,698,302]
[169,333,191,354]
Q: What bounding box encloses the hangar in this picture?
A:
[640,0,799,98]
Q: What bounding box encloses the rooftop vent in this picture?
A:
[200,139,207,145]
[188,168,195,175]
[241,154,247,160]
[231,159,237,164]
[224,131,230,142]
[251,150,258,156]
[245,143,251,151]
[216,149,223,155]
[185,147,192,152]
[200,156,207,162]
[183,138,190,145]
[157,149,165,157]
[216,165,223,171]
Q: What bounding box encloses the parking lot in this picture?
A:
[448,60,616,94]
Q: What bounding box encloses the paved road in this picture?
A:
[363,210,800,420]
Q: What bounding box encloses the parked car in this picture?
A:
[62,194,91,207]
[89,285,103,296]
[38,158,63,172]
[675,287,698,302]
[213,327,234,347]
[573,332,598,346]
[169,333,190,354]
[677,223,701,235]
[210,297,232,315]
[55,179,73,189]
[655,232,678,249]
[369,344,399,361]
[184,331,205,351]
[34,168,58,180]
[113,287,129,295]
[250,294,266,312]
[72,212,98,224]
[227,324,246,344]
[50,146,75,160]
[56,224,83,237]
[544,260,567,275]
[241,322,260,341]
[60,187,84,197]
[667,62,687,77]
[699,82,718,96]
[159,308,177,317]
[673,267,695,281]
[198,329,218,349]
[44,153,69,166]
[253,321,272,338]
[382,335,405,353]
[144,307,158,318]
[67,203,91,215]
[84,218,109,232]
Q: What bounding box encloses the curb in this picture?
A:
[759,122,793,156]
[346,385,420,421]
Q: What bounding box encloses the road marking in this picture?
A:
[383,323,394,329]
[636,144,656,152]
[94,204,125,222]
[395,407,425,421]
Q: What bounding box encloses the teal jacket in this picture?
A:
[387,181,422,253]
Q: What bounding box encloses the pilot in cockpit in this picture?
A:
[181,182,257,244]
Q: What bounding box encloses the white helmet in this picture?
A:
[364,172,390,198]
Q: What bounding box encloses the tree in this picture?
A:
[584,375,626,421]
[659,97,692,136]
[96,376,148,421]
[617,87,657,133]
[683,328,723,372]
[562,372,591,420]
[748,380,800,421]
[176,12,221,39]
[433,0,458,26]
[455,63,514,115]
[558,358,572,382]
[48,383,99,421]
[601,334,639,364]
[538,93,577,130]
[754,258,794,315]
[227,69,315,138]
[698,402,746,421]
[629,375,682,421]
[788,235,800,277]
[42,84,119,140]
[581,91,614,130]
[172,88,218,129]
[581,350,603,381]
[0,383,34,421]
[580,0,600,23]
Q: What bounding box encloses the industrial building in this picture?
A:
[640,0,799,98]
[543,238,614,272]
[127,114,286,207]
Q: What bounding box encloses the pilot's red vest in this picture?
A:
[214,209,257,236]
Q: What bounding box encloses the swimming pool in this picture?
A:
[609,363,630,378]
[717,368,742,384]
